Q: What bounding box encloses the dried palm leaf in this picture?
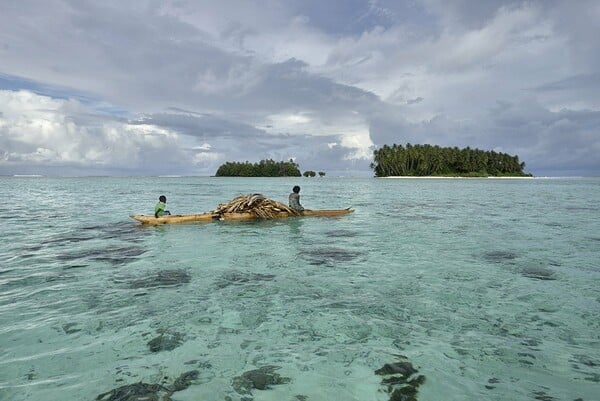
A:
[212,194,301,219]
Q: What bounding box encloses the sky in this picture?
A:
[0,0,599,177]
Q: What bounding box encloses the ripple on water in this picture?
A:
[520,266,557,281]
[81,221,148,242]
[128,269,191,289]
[323,229,359,238]
[214,271,276,289]
[482,250,519,263]
[302,247,362,266]
[56,245,146,266]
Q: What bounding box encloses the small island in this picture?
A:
[370,143,531,177]
[215,159,302,177]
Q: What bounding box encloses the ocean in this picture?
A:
[1,176,598,401]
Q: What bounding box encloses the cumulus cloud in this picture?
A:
[0,0,598,176]
[368,97,600,176]
[0,90,373,176]
[133,109,373,174]
[0,90,193,175]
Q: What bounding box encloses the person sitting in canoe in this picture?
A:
[155,195,171,218]
[289,186,304,212]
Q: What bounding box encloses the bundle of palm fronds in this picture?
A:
[212,194,301,219]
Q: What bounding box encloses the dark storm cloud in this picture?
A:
[369,98,600,176]
[0,0,598,176]
[132,112,266,140]
[133,110,367,174]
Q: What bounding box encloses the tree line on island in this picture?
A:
[215,159,326,177]
[370,143,531,177]
[214,144,530,177]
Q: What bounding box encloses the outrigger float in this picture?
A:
[131,194,353,225]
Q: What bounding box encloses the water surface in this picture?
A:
[1,177,599,401]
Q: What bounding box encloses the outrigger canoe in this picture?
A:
[130,208,353,225]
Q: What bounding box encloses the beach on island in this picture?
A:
[382,176,535,179]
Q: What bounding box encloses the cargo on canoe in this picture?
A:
[130,208,353,225]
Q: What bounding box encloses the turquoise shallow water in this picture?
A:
[0,176,599,401]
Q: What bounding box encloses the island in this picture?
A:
[215,159,302,177]
[370,143,531,177]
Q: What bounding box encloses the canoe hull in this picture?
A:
[130,208,353,225]
[131,213,215,225]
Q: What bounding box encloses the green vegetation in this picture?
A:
[215,159,301,177]
[303,171,326,177]
[371,143,531,177]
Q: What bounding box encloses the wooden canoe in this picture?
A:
[130,208,353,225]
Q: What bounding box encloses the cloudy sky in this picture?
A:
[1,0,598,176]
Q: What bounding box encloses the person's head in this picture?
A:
[292,186,301,193]
[159,195,167,203]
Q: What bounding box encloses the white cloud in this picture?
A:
[193,143,212,151]
[0,0,598,176]
[266,112,313,132]
[0,90,197,174]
